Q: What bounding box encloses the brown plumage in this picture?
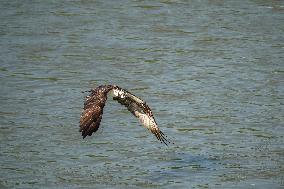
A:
[79,85,169,145]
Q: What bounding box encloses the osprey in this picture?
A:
[79,85,169,145]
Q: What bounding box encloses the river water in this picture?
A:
[0,0,283,188]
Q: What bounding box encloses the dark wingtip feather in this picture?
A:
[152,128,170,146]
[82,131,87,139]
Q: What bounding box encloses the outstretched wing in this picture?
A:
[111,87,169,145]
[79,85,113,138]
[79,85,170,145]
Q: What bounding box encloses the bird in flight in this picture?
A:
[79,85,169,145]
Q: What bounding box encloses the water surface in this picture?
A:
[0,0,283,188]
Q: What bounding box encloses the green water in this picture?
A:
[0,0,283,188]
